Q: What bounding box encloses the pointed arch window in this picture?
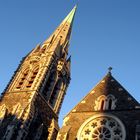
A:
[49,79,62,108]
[54,82,65,114]
[16,69,29,89]
[26,67,39,88]
[94,94,117,111]
[107,95,116,110]
[100,100,105,110]
[41,71,57,100]
[108,98,113,110]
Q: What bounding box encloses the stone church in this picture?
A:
[0,5,140,140]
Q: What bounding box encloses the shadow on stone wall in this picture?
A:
[0,112,49,140]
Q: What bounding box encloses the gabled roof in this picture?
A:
[67,72,140,115]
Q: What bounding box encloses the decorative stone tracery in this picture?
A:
[77,114,126,140]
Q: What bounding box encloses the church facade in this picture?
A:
[58,71,140,140]
[0,5,140,140]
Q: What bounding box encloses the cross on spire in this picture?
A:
[108,67,113,74]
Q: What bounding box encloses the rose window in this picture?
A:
[77,114,126,140]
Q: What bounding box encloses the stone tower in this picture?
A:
[58,70,140,140]
[0,6,76,140]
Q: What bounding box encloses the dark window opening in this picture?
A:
[26,68,39,88]
[16,70,29,89]
[49,80,61,108]
[21,78,25,81]
[19,82,23,85]
[108,99,112,110]
[100,100,105,110]
[41,72,57,100]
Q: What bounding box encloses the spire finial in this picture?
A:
[108,67,113,74]
[62,5,77,24]
[76,0,80,6]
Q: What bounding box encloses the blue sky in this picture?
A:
[0,0,140,126]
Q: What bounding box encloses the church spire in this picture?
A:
[0,6,76,140]
[62,5,77,25]
[42,5,77,53]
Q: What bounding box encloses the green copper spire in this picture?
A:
[43,5,77,47]
[62,5,77,24]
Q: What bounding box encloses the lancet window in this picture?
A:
[49,79,62,108]
[16,68,29,89]
[94,94,117,111]
[108,98,113,110]
[100,100,105,110]
[107,95,116,110]
[26,67,39,88]
[54,82,65,114]
[41,71,57,100]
